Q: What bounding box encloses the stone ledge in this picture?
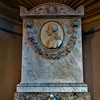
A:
[17,86,88,92]
[17,83,88,92]
[14,92,91,100]
[17,83,88,87]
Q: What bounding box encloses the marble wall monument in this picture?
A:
[14,3,90,100]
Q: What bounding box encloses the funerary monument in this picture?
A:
[14,3,90,100]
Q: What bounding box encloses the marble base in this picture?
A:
[17,83,88,92]
[14,92,91,100]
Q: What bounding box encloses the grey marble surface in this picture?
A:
[17,86,88,92]
[16,18,87,92]
[20,19,83,83]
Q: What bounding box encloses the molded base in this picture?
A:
[17,83,88,92]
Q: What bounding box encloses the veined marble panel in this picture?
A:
[20,19,83,84]
[16,18,87,92]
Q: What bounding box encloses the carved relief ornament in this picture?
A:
[20,3,84,17]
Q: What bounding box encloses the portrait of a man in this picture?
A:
[41,21,64,49]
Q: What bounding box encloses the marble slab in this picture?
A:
[20,19,83,83]
[16,18,88,92]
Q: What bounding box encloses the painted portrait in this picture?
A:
[40,21,64,49]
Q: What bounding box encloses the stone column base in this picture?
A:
[14,92,91,100]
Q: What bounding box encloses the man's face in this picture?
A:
[46,25,53,36]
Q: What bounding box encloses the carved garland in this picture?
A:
[26,19,79,59]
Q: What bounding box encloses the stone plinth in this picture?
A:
[14,92,91,100]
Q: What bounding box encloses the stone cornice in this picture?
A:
[20,3,84,18]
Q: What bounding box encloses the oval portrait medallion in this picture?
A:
[40,21,64,49]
